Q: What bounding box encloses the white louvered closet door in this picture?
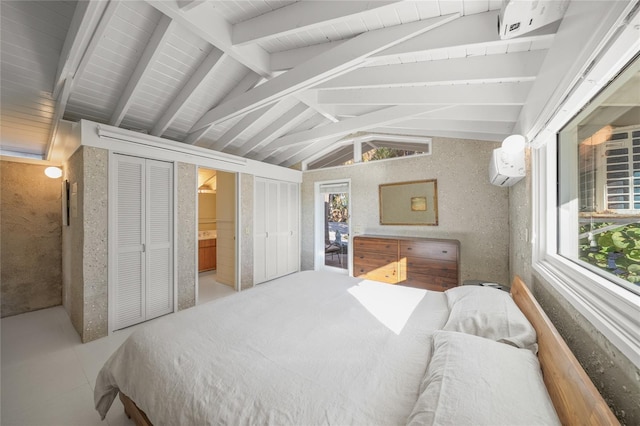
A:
[145,159,173,320]
[113,154,173,330]
[114,155,146,329]
[287,182,300,274]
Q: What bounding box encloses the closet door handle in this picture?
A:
[142,244,146,253]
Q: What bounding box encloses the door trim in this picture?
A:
[314,179,351,275]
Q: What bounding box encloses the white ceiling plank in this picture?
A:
[232,103,313,156]
[271,40,346,72]
[372,10,556,61]
[146,0,271,77]
[258,104,453,159]
[232,1,403,46]
[317,81,533,105]
[184,71,261,145]
[151,49,225,137]
[52,1,107,98]
[190,13,460,132]
[316,50,546,89]
[110,15,174,126]
[415,105,522,122]
[204,105,273,151]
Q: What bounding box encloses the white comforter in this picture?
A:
[95,271,450,425]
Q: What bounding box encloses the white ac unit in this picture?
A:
[489,147,525,187]
[498,0,570,40]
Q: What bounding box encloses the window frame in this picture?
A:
[531,7,640,367]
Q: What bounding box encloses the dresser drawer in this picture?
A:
[400,240,457,262]
[354,251,399,284]
[401,272,457,291]
[401,257,458,279]
[354,237,398,254]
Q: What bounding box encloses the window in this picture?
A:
[558,56,640,294]
[532,7,639,367]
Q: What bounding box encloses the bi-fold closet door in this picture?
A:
[112,154,174,331]
[254,178,299,284]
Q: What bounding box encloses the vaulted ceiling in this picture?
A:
[1,0,562,168]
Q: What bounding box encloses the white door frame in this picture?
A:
[314,179,351,275]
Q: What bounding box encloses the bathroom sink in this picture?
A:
[198,230,217,240]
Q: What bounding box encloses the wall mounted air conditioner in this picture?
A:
[489,147,525,187]
[498,0,570,40]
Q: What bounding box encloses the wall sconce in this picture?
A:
[44,166,63,179]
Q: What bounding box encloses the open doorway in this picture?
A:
[197,168,236,304]
[315,180,350,273]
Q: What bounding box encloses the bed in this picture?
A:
[94,271,618,425]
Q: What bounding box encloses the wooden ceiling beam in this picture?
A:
[151,48,225,136]
[316,50,546,89]
[232,103,314,156]
[110,15,175,127]
[372,10,556,61]
[317,81,533,105]
[256,105,452,161]
[185,71,261,145]
[189,14,460,132]
[146,0,272,77]
[232,1,403,46]
[204,105,272,151]
[52,1,106,98]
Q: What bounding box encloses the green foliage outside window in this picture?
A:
[579,222,640,285]
[327,193,349,223]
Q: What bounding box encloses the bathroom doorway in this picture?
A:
[197,168,237,304]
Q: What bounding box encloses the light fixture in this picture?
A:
[501,134,526,153]
[44,166,62,178]
[198,184,215,194]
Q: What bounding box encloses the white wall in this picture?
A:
[301,137,510,285]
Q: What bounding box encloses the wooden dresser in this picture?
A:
[353,235,460,291]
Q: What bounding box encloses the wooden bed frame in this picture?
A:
[118,276,619,426]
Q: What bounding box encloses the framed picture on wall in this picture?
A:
[379,179,438,225]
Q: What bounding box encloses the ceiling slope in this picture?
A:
[0,0,593,169]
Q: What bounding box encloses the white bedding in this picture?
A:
[95,271,450,425]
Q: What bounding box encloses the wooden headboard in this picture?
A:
[510,276,619,425]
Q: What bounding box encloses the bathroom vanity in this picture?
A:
[198,231,217,272]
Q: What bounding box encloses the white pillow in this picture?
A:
[407,331,560,426]
[443,285,538,353]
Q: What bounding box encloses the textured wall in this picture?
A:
[509,150,640,425]
[240,173,254,290]
[177,162,196,311]
[1,160,62,317]
[64,148,84,335]
[509,149,533,285]
[62,146,109,342]
[301,137,509,285]
[81,147,108,342]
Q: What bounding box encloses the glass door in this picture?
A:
[315,181,350,273]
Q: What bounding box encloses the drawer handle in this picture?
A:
[442,250,448,253]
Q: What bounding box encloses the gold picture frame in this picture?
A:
[379,179,438,225]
